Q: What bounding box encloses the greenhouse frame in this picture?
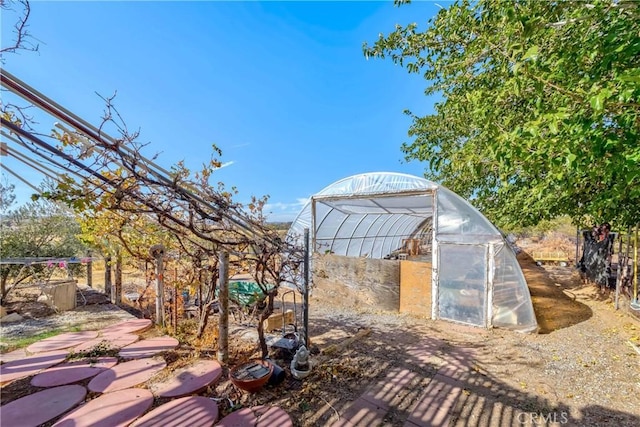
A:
[288,172,538,333]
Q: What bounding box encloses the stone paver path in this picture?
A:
[130,395,219,427]
[52,388,154,427]
[0,319,292,426]
[0,385,86,427]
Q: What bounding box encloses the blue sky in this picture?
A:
[1,1,445,221]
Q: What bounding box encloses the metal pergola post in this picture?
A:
[303,228,310,348]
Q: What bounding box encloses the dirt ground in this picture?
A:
[286,258,640,426]
[1,252,640,426]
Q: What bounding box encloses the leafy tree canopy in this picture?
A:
[0,194,85,302]
[364,0,640,228]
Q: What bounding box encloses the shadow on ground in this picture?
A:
[294,316,640,426]
[518,252,593,334]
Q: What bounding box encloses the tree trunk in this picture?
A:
[257,289,276,359]
[196,267,218,339]
[104,256,112,299]
[196,269,206,338]
[0,274,7,305]
[155,254,164,327]
[173,281,178,335]
[196,299,214,339]
[86,251,93,287]
[113,253,122,305]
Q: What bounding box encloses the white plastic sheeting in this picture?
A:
[288,172,538,333]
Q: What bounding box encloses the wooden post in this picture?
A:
[173,269,178,335]
[217,251,229,363]
[198,269,203,319]
[157,255,164,327]
[114,252,122,305]
[634,224,639,303]
[150,245,165,327]
[86,251,93,287]
[104,256,112,299]
[575,227,580,268]
[615,232,624,310]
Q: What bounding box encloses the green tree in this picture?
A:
[364,0,640,228]
[0,198,86,302]
[0,179,16,213]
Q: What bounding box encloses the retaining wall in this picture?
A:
[312,254,400,311]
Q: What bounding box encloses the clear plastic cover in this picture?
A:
[491,244,538,332]
[287,172,538,333]
[436,186,498,240]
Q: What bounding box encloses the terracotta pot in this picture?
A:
[230,360,273,393]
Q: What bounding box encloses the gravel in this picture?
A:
[303,265,640,426]
[1,303,135,346]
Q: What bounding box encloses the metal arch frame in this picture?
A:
[312,189,434,204]
[408,217,434,241]
[396,215,425,242]
[431,189,440,320]
[379,215,407,259]
[312,199,337,253]
[486,242,496,328]
[343,214,370,257]
[383,215,417,257]
[329,210,355,255]
[358,214,396,258]
[356,214,383,256]
[310,190,436,258]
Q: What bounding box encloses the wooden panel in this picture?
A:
[399,261,432,316]
[263,309,295,332]
[42,280,77,311]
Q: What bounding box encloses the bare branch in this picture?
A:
[0,0,39,61]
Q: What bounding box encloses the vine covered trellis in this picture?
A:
[0,68,307,359]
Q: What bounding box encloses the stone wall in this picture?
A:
[312,254,400,311]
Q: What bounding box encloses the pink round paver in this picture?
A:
[26,330,99,354]
[216,405,293,427]
[131,396,219,427]
[74,333,139,352]
[31,357,118,387]
[0,350,68,385]
[0,348,28,364]
[53,388,153,427]
[152,359,222,398]
[100,318,152,335]
[0,384,86,427]
[118,335,179,359]
[88,357,166,393]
